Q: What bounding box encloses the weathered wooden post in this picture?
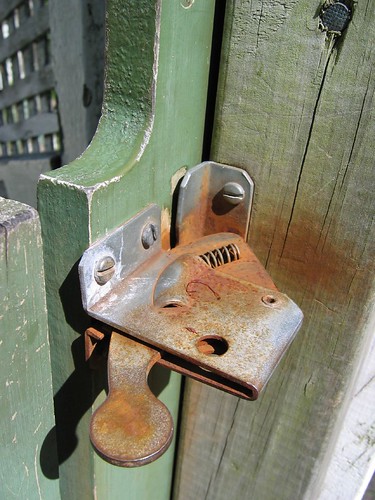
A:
[174,2,375,499]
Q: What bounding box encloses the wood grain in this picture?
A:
[38,1,215,498]
[0,198,59,499]
[316,315,375,499]
[174,1,375,499]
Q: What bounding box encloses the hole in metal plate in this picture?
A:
[196,335,229,356]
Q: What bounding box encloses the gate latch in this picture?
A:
[79,161,303,467]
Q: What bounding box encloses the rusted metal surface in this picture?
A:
[79,164,303,467]
[176,161,254,245]
[81,229,303,400]
[90,331,173,467]
[85,327,105,369]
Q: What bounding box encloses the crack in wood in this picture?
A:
[281,44,335,258]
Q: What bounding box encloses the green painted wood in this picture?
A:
[38,1,215,498]
[174,1,375,499]
[0,197,59,499]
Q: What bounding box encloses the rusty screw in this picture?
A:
[141,223,158,249]
[95,256,115,285]
[262,294,278,307]
[222,182,245,205]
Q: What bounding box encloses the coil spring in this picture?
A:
[199,243,241,269]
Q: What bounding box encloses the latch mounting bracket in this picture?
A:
[78,161,303,467]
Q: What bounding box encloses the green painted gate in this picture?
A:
[1,1,374,499]
[38,1,215,498]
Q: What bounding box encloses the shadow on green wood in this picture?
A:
[174,1,375,499]
[38,1,215,498]
[0,198,60,499]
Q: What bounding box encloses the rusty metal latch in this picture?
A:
[79,161,303,467]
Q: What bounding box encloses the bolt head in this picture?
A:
[141,223,159,249]
[320,1,351,34]
[222,182,245,205]
[262,294,278,307]
[95,256,115,285]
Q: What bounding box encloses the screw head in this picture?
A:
[95,256,116,285]
[222,182,245,205]
[320,1,351,34]
[141,223,159,249]
[262,294,278,307]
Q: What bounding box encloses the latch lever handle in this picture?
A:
[90,332,173,467]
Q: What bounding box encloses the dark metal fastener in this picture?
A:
[95,256,116,285]
[262,294,278,307]
[320,1,351,34]
[222,182,245,205]
[141,223,159,249]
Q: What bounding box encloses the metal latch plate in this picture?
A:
[79,161,303,467]
[80,201,302,400]
[176,161,254,244]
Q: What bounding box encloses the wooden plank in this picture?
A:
[0,65,54,109]
[0,156,52,207]
[0,112,59,141]
[314,317,375,499]
[174,1,375,499]
[0,197,60,499]
[38,1,215,498]
[0,0,22,22]
[0,5,49,63]
[48,0,105,164]
[364,474,375,500]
